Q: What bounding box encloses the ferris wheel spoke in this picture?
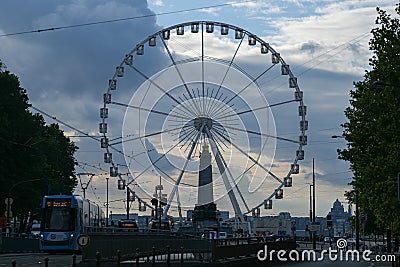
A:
[212,64,276,118]
[109,126,183,146]
[169,105,195,121]
[152,159,197,188]
[126,132,190,187]
[207,35,245,116]
[210,129,250,212]
[214,130,284,184]
[214,99,298,121]
[177,128,198,152]
[163,124,204,217]
[209,101,236,120]
[177,95,199,117]
[110,101,190,121]
[205,127,245,220]
[127,64,198,117]
[223,125,299,144]
[210,129,229,152]
[159,35,202,116]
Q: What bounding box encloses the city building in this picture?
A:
[327,199,352,237]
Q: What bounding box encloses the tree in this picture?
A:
[338,4,400,236]
[0,63,78,223]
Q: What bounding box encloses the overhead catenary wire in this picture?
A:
[30,105,100,142]
[0,0,255,37]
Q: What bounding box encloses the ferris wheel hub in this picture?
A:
[194,117,213,133]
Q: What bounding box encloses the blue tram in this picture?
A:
[39,195,104,252]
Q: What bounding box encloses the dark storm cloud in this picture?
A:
[0,0,165,106]
[300,41,321,55]
[0,0,170,179]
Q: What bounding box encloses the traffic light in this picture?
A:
[327,215,333,228]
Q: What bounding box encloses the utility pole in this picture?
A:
[309,185,313,223]
[126,186,130,220]
[312,158,316,250]
[355,190,360,251]
[77,173,94,198]
[106,177,109,227]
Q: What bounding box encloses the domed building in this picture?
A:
[327,199,352,237]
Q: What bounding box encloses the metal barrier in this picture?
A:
[8,255,78,267]
[0,237,40,253]
[82,232,211,261]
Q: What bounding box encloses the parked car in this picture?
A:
[218,232,227,239]
[30,223,41,238]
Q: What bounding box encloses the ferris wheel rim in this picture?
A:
[100,20,308,217]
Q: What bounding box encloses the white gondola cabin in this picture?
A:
[162,30,170,40]
[285,177,293,187]
[275,189,283,199]
[110,166,118,177]
[291,164,300,174]
[109,79,116,90]
[206,23,214,33]
[100,108,108,119]
[191,23,199,33]
[104,152,112,163]
[177,25,184,35]
[99,123,107,133]
[221,25,229,35]
[264,199,273,209]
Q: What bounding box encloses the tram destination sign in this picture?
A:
[46,198,71,207]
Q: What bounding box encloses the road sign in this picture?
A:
[77,235,90,248]
[5,198,13,205]
[4,211,12,218]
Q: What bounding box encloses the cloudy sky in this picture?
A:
[1,0,398,218]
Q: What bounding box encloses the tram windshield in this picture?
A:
[42,198,76,231]
[42,207,76,231]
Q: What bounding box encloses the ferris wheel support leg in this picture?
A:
[163,125,205,218]
[205,128,245,225]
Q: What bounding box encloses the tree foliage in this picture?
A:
[0,63,78,220]
[338,5,400,235]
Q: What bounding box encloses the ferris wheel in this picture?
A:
[99,21,308,219]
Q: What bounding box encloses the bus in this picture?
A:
[39,195,104,252]
[149,219,172,231]
[117,219,139,232]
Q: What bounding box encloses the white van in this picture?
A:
[218,232,227,239]
[30,223,41,238]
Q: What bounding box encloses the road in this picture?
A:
[0,253,81,267]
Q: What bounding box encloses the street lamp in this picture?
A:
[106,177,109,227]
